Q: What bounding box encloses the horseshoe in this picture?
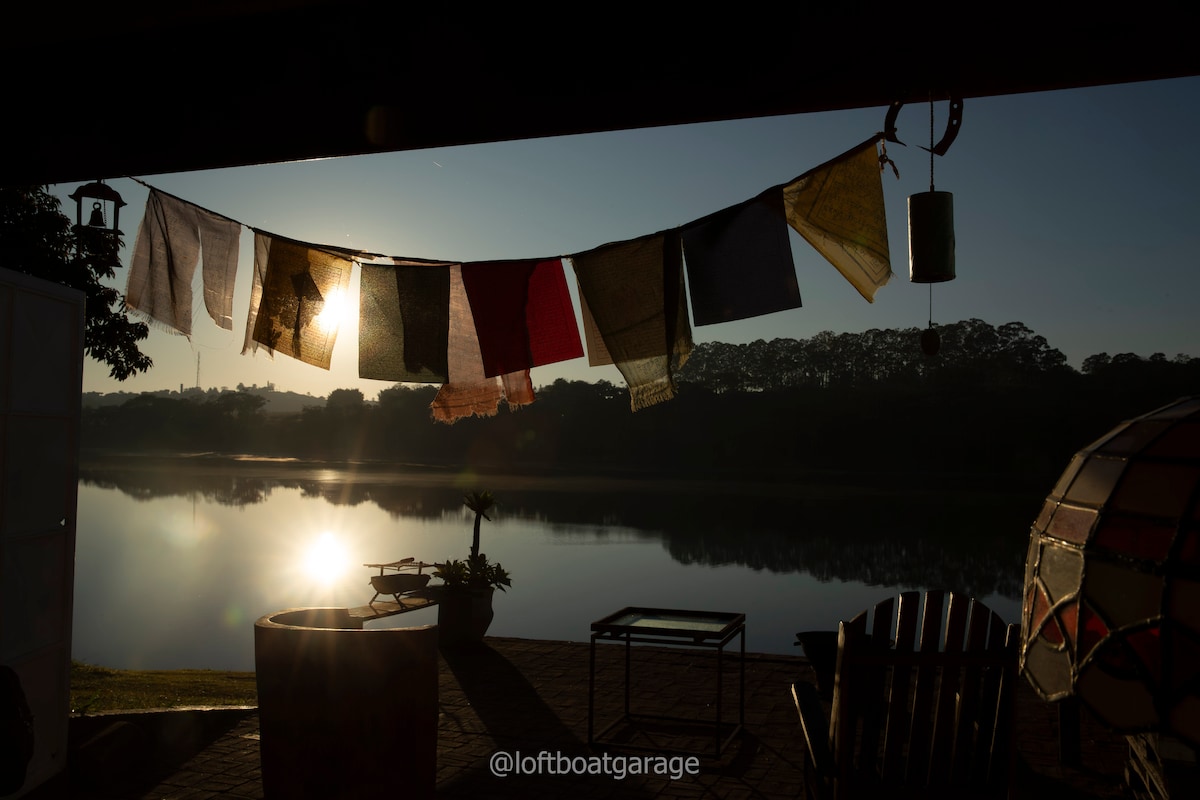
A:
[883,96,963,156]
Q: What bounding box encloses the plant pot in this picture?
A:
[435,587,495,648]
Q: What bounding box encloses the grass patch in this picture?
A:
[70,661,257,713]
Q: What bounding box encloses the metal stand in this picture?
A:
[587,607,745,758]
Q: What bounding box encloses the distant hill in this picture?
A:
[82,384,326,415]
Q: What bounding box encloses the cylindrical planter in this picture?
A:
[254,608,437,799]
[435,588,495,648]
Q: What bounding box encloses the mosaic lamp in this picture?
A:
[1020,396,1200,746]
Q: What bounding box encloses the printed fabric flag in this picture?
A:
[681,190,800,326]
[241,233,354,370]
[571,231,692,411]
[359,259,453,382]
[782,138,892,303]
[431,265,535,423]
[460,257,583,378]
[127,188,241,335]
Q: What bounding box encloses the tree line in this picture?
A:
[81,318,1200,487]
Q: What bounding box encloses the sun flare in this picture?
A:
[314,287,350,334]
[304,531,349,584]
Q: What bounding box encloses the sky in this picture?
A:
[54,76,1200,401]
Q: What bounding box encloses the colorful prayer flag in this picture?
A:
[460,257,583,377]
[682,190,800,325]
[359,259,453,382]
[571,231,691,410]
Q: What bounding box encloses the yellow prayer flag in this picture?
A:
[783,140,892,303]
[242,234,354,370]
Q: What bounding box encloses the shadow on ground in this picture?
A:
[26,708,255,799]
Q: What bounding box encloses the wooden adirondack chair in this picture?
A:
[792,590,1020,800]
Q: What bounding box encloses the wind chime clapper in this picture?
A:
[884,96,960,355]
[68,179,126,268]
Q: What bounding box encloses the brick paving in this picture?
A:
[39,637,1133,798]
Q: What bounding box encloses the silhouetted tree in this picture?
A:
[1081,353,1111,375]
[463,490,496,559]
[326,388,365,411]
[214,391,266,420]
[0,185,151,379]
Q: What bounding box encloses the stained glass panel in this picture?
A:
[1127,625,1163,683]
[1167,579,1200,634]
[1050,454,1085,499]
[1093,514,1175,562]
[1047,503,1097,544]
[1030,580,1052,637]
[1078,663,1159,729]
[1099,420,1169,455]
[1110,463,1200,517]
[1023,637,1073,699]
[1176,527,1200,564]
[1033,499,1056,532]
[1084,560,1162,629]
[1078,602,1109,662]
[1040,542,1083,604]
[1063,456,1125,506]
[1058,600,1079,655]
[1167,631,1200,692]
[1144,419,1200,458]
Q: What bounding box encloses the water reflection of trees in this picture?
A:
[80,468,274,507]
[81,462,1037,599]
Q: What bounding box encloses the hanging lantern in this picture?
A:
[69,180,125,269]
[908,190,955,283]
[69,180,125,239]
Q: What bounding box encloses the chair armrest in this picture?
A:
[792,681,835,783]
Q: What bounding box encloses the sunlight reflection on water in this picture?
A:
[73,473,1029,670]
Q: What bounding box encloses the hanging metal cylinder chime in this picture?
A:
[908,190,955,283]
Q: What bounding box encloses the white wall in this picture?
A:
[0,268,84,797]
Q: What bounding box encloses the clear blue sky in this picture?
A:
[57,76,1200,400]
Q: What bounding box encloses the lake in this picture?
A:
[74,456,1039,671]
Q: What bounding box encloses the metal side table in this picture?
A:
[588,607,745,758]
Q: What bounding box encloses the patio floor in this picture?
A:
[41,636,1132,798]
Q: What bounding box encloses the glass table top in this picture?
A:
[592,607,744,639]
[609,612,731,632]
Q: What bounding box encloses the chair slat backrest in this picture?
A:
[824,590,1018,800]
[881,592,921,780]
[829,608,867,790]
[903,589,946,783]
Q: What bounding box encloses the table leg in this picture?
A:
[588,634,596,746]
[624,634,631,718]
[740,626,746,727]
[716,641,724,758]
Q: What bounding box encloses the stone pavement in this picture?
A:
[36,637,1132,798]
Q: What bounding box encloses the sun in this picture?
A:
[314,287,350,334]
[303,531,350,584]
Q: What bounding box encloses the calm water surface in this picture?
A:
[74,458,1035,670]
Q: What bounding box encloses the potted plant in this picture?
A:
[432,491,512,647]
